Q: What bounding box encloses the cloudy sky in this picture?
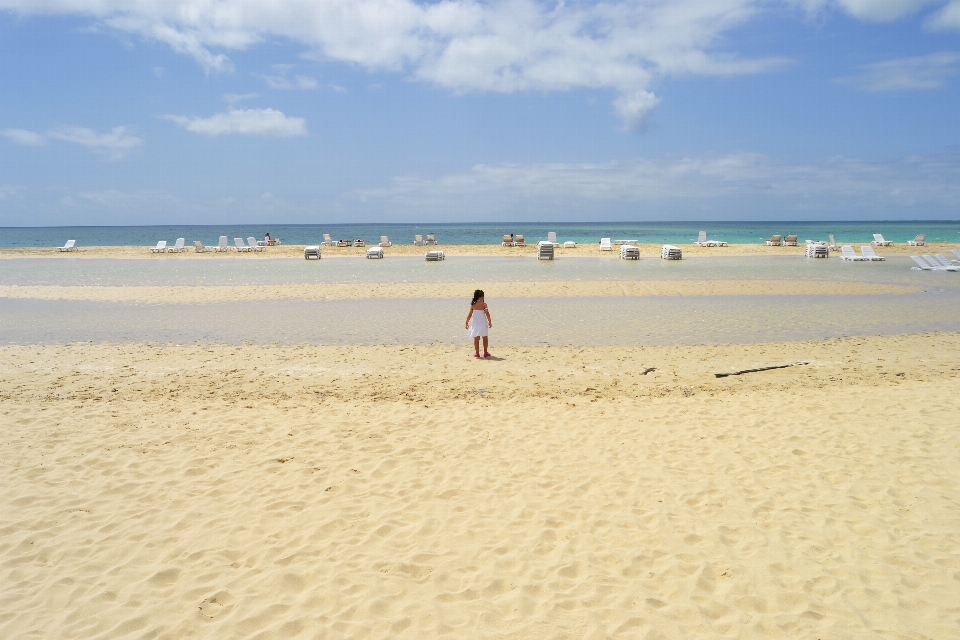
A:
[1,0,959,225]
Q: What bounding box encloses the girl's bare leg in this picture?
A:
[473,337,481,355]
[482,336,489,353]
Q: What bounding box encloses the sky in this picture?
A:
[1,0,959,226]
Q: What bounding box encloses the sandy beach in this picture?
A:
[3,241,958,259]
[3,333,960,638]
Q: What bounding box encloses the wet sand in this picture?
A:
[3,334,960,638]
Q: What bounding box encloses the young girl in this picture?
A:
[465,289,492,358]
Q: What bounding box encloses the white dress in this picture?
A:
[468,308,489,337]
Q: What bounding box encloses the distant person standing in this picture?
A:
[465,289,492,358]
[264,232,271,244]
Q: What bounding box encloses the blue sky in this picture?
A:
[1,0,959,225]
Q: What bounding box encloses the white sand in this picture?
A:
[3,334,960,638]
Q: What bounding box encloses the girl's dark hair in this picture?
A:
[471,289,484,304]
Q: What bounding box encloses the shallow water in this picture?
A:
[0,255,948,288]
[4,293,959,347]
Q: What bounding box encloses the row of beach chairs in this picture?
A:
[839,245,885,261]
[303,245,446,261]
[911,252,960,271]
[319,235,437,247]
[152,237,265,253]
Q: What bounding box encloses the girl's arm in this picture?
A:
[465,308,473,329]
[484,307,492,328]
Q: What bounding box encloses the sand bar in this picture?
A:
[3,242,958,259]
[2,334,960,638]
[0,279,921,303]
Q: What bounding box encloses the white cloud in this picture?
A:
[0,184,25,200]
[1,128,47,146]
[350,152,960,217]
[797,0,941,21]
[164,108,307,136]
[256,69,318,90]
[835,51,960,90]
[46,125,142,159]
[0,0,792,129]
[929,0,960,28]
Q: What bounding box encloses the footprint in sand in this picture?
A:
[198,591,235,619]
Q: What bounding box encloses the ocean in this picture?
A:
[2,221,958,248]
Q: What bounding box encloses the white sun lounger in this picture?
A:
[924,255,957,270]
[234,238,251,252]
[322,234,334,247]
[695,231,726,247]
[839,246,868,261]
[805,242,829,258]
[931,254,954,268]
[547,232,557,244]
[246,237,264,252]
[951,250,960,262]
[872,234,893,246]
[563,241,576,248]
[150,240,167,253]
[425,234,438,245]
[425,250,445,261]
[537,241,554,260]
[304,245,321,260]
[661,245,682,260]
[783,235,798,246]
[860,246,885,261]
[217,236,229,252]
[912,255,957,271]
[379,236,392,247]
[907,234,926,246]
[514,235,526,247]
[366,247,384,259]
[828,234,838,250]
[620,244,640,260]
[168,238,185,253]
[599,238,613,251]
[413,235,424,246]
[57,239,76,252]
[765,235,782,246]
[193,241,211,253]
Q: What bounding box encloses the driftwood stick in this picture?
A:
[715,361,810,378]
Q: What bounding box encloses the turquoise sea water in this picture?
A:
[2,221,958,248]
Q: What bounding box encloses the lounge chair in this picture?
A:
[322,234,334,247]
[804,242,829,258]
[425,234,438,245]
[216,236,229,252]
[828,234,838,250]
[337,239,352,247]
[501,235,514,246]
[303,245,321,260]
[599,238,613,251]
[366,247,384,259]
[783,235,798,246]
[872,234,893,246]
[547,232,557,244]
[354,239,365,247]
[913,255,957,271]
[414,235,424,246]
[537,241,554,260]
[379,236,392,247]
[515,235,526,247]
[620,244,640,260]
[839,246,867,261]
[168,238,185,253]
[563,241,577,248]
[193,241,210,253]
[234,238,251,252]
[247,237,264,252]
[860,246,885,261]
[907,234,926,246]
[765,235,782,246]
[910,256,933,270]
[58,239,76,252]
[951,250,960,262]
[150,241,167,253]
[425,250,445,261]
[695,231,727,247]
[661,245,682,260]
[934,254,956,267]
